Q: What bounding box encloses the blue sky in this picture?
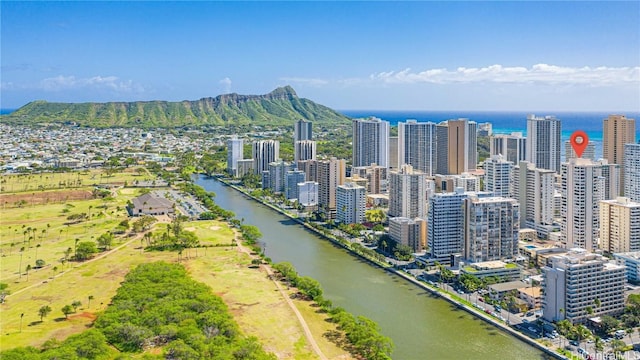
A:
[1,1,639,111]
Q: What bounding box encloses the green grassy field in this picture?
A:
[0,170,352,359]
[0,168,149,194]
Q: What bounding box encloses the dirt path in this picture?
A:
[234,233,328,360]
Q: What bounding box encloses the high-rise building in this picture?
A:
[294,140,316,163]
[599,161,621,201]
[298,181,319,208]
[603,115,636,195]
[484,154,513,198]
[316,157,346,219]
[624,143,640,202]
[526,115,561,173]
[464,195,520,263]
[542,249,625,324]
[388,164,427,219]
[285,170,306,201]
[336,182,366,224]
[267,160,293,194]
[446,119,478,175]
[294,119,313,142]
[351,164,388,194]
[389,217,426,253]
[561,159,607,250]
[388,136,399,170]
[352,117,390,168]
[226,136,244,177]
[428,188,468,264]
[434,173,480,193]
[398,120,437,176]
[297,159,318,182]
[513,161,557,239]
[435,123,449,175]
[252,140,279,175]
[490,132,526,164]
[600,197,640,254]
[564,140,596,161]
[236,159,254,178]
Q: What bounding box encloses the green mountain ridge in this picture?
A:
[1,86,351,128]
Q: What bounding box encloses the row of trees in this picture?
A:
[272,261,393,360]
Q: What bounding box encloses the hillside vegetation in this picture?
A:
[1,86,351,128]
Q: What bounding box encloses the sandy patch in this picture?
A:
[209,226,221,231]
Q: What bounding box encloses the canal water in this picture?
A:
[196,175,550,360]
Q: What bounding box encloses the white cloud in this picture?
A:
[219,77,232,93]
[279,77,329,87]
[38,75,144,93]
[369,64,640,86]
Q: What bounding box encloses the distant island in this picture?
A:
[0,86,351,128]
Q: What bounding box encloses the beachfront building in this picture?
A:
[352,117,390,168]
[526,115,561,173]
[600,197,640,254]
[542,249,625,324]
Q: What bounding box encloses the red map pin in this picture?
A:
[570,130,589,158]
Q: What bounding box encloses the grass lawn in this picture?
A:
[1,174,352,359]
[0,168,149,195]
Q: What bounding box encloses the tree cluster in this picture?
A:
[93,262,275,359]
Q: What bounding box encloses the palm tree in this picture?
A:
[88,295,94,308]
[594,336,604,359]
[576,324,591,348]
[25,265,32,281]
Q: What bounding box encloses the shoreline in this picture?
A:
[213,176,565,360]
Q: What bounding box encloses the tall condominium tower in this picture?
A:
[464,195,520,263]
[490,132,527,164]
[565,141,596,161]
[388,164,427,219]
[266,160,294,194]
[513,161,556,239]
[542,250,625,324]
[294,140,316,163]
[484,154,513,198]
[446,119,478,175]
[435,123,449,175]
[252,140,279,175]
[398,120,437,176]
[352,118,390,168]
[600,197,640,254]
[526,115,561,173]
[294,119,313,142]
[388,136,399,170]
[625,143,640,202]
[226,136,243,177]
[316,157,346,219]
[336,182,366,225]
[428,188,468,264]
[604,115,636,195]
[561,159,608,250]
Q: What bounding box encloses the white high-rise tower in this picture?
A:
[398,120,437,176]
[352,118,390,168]
[526,115,561,173]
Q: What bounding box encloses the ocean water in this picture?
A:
[340,110,640,142]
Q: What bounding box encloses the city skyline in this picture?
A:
[1,1,639,111]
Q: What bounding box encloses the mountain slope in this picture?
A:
[1,86,350,128]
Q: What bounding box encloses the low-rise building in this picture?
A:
[460,260,521,282]
[518,286,542,310]
[129,192,175,217]
[389,217,426,253]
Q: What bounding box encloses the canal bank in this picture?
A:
[198,175,554,359]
